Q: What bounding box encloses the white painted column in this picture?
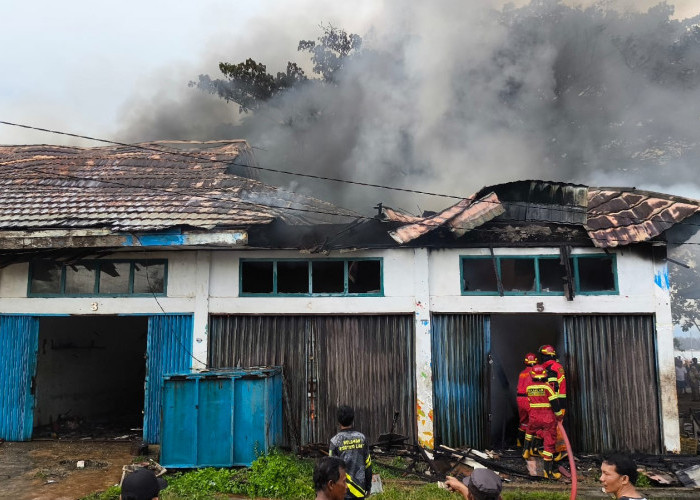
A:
[413,248,434,448]
[652,245,680,452]
[191,250,211,371]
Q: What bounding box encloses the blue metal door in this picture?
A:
[0,315,39,441]
[431,314,491,449]
[144,314,193,444]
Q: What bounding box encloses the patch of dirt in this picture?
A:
[0,440,139,500]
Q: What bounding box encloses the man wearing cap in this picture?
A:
[120,468,168,500]
[445,469,503,500]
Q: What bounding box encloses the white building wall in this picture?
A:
[0,244,678,451]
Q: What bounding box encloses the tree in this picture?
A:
[190,25,361,113]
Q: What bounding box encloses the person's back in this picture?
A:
[329,405,372,499]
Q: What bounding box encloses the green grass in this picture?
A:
[80,485,121,500]
[78,450,575,500]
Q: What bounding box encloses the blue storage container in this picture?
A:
[160,367,282,468]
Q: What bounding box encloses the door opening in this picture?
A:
[488,314,564,449]
[33,316,148,439]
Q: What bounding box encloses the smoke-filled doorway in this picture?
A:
[489,314,564,449]
[33,316,148,439]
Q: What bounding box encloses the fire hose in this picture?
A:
[557,421,577,500]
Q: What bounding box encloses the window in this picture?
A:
[240,258,383,296]
[29,260,167,296]
[575,255,617,293]
[460,254,617,296]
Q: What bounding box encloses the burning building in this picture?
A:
[0,143,695,455]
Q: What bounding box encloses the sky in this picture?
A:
[2,1,700,213]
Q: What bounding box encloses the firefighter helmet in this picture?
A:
[524,352,538,366]
[539,344,556,356]
[531,364,548,380]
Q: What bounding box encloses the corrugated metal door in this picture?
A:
[208,315,416,447]
[0,315,39,441]
[144,314,193,444]
[563,314,662,453]
[314,315,416,445]
[432,314,491,449]
[208,316,309,446]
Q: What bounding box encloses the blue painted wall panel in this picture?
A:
[431,314,490,449]
[160,368,282,468]
[0,315,39,441]
[143,314,193,444]
[198,378,234,466]
[161,378,198,466]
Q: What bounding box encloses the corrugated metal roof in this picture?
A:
[586,188,700,248]
[0,143,359,232]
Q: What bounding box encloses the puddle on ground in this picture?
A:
[0,440,138,500]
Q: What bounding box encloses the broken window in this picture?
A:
[240,261,273,293]
[312,261,345,293]
[29,261,62,294]
[538,258,569,293]
[577,255,617,293]
[462,258,498,293]
[28,259,167,296]
[462,254,617,296]
[240,258,383,296]
[348,260,381,294]
[277,261,310,294]
[499,258,536,292]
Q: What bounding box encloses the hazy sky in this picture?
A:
[2,1,700,211]
[2,0,697,145]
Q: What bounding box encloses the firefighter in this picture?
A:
[538,344,566,406]
[539,344,567,462]
[522,364,564,480]
[516,352,538,448]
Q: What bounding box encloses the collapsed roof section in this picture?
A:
[0,142,360,233]
[586,188,700,248]
[382,180,700,248]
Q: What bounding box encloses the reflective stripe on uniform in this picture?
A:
[346,474,367,498]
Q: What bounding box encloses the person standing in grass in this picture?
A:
[329,405,373,499]
[599,453,648,500]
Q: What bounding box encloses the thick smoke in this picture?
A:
[117,1,700,214]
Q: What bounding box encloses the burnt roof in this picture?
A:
[383,180,700,248]
[0,142,359,232]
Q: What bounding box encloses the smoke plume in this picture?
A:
[117,1,700,214]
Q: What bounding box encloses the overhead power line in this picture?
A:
[2,119,700,241]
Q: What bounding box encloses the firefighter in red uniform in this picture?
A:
[522,364,564,480]
[539,345,566,408]
[539,344,567,462]
[516,352,538,448]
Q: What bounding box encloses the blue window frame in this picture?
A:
[28,259,167,297]
[460,254,617,296]
[240,258,383,296]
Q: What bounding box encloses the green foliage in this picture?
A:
[79,485,121,500]
[192,25,361,112]
[502,491,569,500]
[244,449,315,499]
[163,467,245,500]
[373,483,453,500]
[636,472,651,488]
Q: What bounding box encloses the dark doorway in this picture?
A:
[33,316,148,438]
[488,314,564,449]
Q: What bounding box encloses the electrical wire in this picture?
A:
[2,120,700,244]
